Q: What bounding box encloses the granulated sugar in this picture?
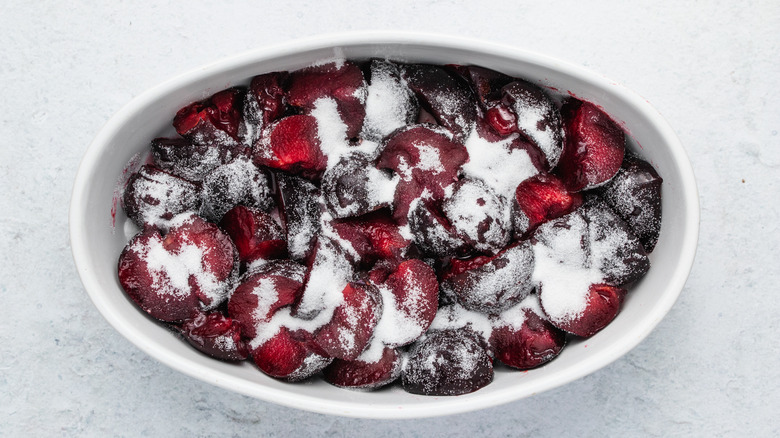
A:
[509,89,563,168]
[361,60,417,142]
[139,217,228,309]
[442,178,511,252]
[200,155,272,221]
[440,242,535,314]
[311,97,379,171]
[461,129,539,199]
[125,165,200,230]
[532,212,600,322]
[295,238,353,319]
[428,304,493,342]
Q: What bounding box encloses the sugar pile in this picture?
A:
[461,129,539,200]
[532,211,600,323]
[361,60,417,143]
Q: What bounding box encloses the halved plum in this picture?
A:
[442,178,511,253]
[321,152,398,219]
[251,327,332,381]
[199,155,273,222]
[276,173,322,261]
[361,59,419,142]
[427,304,494,355]
[556,99,625,191]
[401,328,493,396]
[294,237,355,320]
[450,65,513,110]
[581,200,650,286]
[540,283,626,338]
[228,260,306,340]
[512,172,583,238]
[490,294,566,369]
[600,154,663,252]
[330,210,411,267]
[460,118,546,200]
[407,197,469,259]
[440,242,535,315]
[253,115,327,179]
[371,259,439,348]
[123,164,201,230]
[151,137,234,182]
[399,64,476,142]
[323,346,402,390]
[532,200,648,337]
[287,61,367,139]
[244,71,288,144]
[219,205,287,267]
[228,260,331,380]
[173,87,248,148]
[118,213,238,322]
[179,310,249,361]
[313,281,382,361]
[493,80,564,169]
[378,125,469,222]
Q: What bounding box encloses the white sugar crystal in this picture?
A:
[311,97,383,170]
[310,55,345,69]
[398,224,413,241]
[492,293,545,331]
[413,141,445,175]
[366,166,399,206]
[212,333,237,351]
[322,153,399,218]
[337,325,356,355]
[429,304,493,342]
[311,97,350,169]
[250,277,280,322]
[395,155,412,182]
[356,335,387,364]
[511,95,562,168]
[369,284,426,352]
[286,353,332,382]
[357,139,382,160]
[429,91,473,136]
[461,128,539,199]
[138,216,229,309]
[362,60,416,141]
[320,211,359,260]
[532,212,601,322]
[283,178,320,261]
[143,239,195,299]
[288,226,315,260]
[129,166,199,230]
[534,256,601,322]
[295,238,352,319]
[247,277,283,347]
[442,179,510,252]
[585,202,648,283]
[200,155,271,221]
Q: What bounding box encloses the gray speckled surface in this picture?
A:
[1,1,778,436]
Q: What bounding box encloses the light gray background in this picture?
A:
[1,1,778,436]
